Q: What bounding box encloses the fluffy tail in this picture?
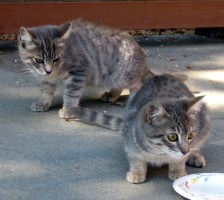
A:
[70,107,124,131]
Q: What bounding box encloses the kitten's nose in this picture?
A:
[46,70,52,75]
[180,145,189,155]
[44,65,52,75]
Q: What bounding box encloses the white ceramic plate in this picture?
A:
[173,173,224,200]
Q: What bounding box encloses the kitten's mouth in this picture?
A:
[40,72,49,76]
[35,71,50,76]
[178,152,190,159]
[169,151,190,159]
[34,67,53,76]
[184,152,190,156]
[44,69,53,75]
[38,70,53,76]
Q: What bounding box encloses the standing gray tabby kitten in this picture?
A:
[72,74,210,183]
[18,20,153,119]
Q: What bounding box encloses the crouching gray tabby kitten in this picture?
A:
[71,74,210,183]
[18,19,153,119]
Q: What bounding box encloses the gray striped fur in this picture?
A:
[123,74,210,183]
[18,19,153,118]
[70,107,123,131]
[57,74,210,183]
[72,74,210,183]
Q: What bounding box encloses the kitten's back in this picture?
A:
[126,74,193,112]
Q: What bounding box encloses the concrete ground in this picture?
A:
[0,35,224,200]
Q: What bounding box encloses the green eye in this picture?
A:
[53,57,60,63]
[188,131,196,140]
[35,58,44,64]
[167,133,178,142]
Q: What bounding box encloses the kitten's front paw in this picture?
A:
[59,109,75,119]
[187,153,206,168]
[31,102,50,112]
[168,170,187,180]
[126,171,146,184]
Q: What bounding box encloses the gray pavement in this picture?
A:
[0,35,224,200]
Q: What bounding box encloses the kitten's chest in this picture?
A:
[137,148,174,166]
[126,127,172,165]
[129,144,171,166]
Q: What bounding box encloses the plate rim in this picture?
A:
[173,173,224,200]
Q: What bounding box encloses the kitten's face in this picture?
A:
[18,23,71,76]
[143,97,203,158]
[159,121,196,158]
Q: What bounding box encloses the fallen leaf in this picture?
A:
[185,64,193,69]
[167,58,177,61]
[169,36,178,40]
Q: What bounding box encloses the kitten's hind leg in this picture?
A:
[31,82,56,112]
[187,149,206,168]
[113,95,129,106]
[114,87,140,106]
[126,158,147,184]
[101,88,122,104]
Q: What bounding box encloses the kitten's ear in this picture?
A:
[144,102,170,125]
[186,95,204,115]
[19,27,36,49]
[59,22,72,38]
[57,22,72,47]
[19,27,32,42]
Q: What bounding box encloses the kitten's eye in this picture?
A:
[35,58,44,64]
[188,131,196,140]
[53,57,60,63]
[167,133,178,142]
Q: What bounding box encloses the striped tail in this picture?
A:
[70,107,124,131]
